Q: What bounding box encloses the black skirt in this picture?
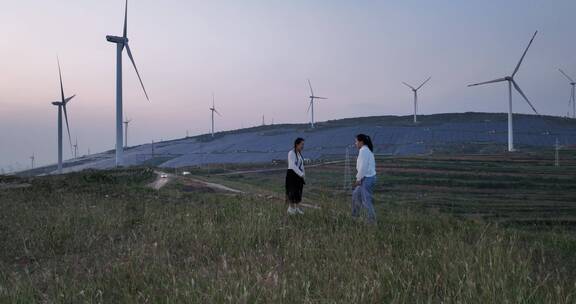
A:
[285,169,305,204]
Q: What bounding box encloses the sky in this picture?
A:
[1,0,576,172]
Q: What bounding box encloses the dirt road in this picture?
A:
[148,171,243,193]
[148,171,174,190]
[148,170,319,209]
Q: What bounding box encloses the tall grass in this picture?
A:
[0,168,575,302]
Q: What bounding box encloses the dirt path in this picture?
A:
[196,180,244,193]
[148,171,175,190]
[148,171,320,209]
[148,170,244,193]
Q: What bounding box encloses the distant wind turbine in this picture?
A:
[402,77,431,124]
[558,69,576,119]
[106,0,149,167]
[73,138,79,158]
[307,79,327,128]
[51,58,75,174]
[30,153,35,169]
[468,31,539,152]
[123,116,132,148]
[209,93,222,137]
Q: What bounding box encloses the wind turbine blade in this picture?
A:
[123,0,128,38]
[402,82,416,90]
[467,77,507,87]
[512,80,538,115]
[62,104,73,150]
[307,79,314,96]
[125,43,150,101]
[512,31,538,77]
[315,97,328,100]
[559,69,574,83]
[64,95,76,104]
[307,100,312,113]
[57,57,65,103]
[215,109,222,117]
[416,77,432,90]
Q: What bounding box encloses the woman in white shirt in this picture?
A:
[285,138,306,215]
[352,134,377,223]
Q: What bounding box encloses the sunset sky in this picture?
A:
[1,0,575,171]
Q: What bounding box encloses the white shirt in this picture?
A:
[356,146,376,181]
[288,149,305,177]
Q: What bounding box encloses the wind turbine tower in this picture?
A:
[106,0,149,167]
[402,77,431,124]
[209,93,222,137]
[468,31,539,152]
[559,69,576,119]
[51,58,75,174]
[124,117,132,148]
[307,79,327,128]
[73,138,79,158]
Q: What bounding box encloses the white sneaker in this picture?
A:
[296,207,305,215]
[287,207,298,215]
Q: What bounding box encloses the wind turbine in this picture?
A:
[559,69,576,119]
[106,0,149,167]
[209,93,222,137]
[307,79,327,128]
[30,153,35,169]
[51,58,75,174]
[123,116,132,148]
[73,138,79,158]
[468,31,539,152]
[402,77,431,124]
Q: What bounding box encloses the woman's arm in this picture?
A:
[356,148,368,181]
[288,151,305,177]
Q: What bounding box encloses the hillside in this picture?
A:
[22,112,576,175]
[1,152,575,302]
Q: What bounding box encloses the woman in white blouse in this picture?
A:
[352,134,377,223]
[285,138,306,215]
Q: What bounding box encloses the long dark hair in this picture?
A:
[294,138,305,156]
[356,134,374,152]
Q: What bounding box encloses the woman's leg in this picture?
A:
[295,182,305,214]
[360,177,377,222]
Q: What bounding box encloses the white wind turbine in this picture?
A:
[558,69,576,119]
[51,58,75,174]
[73,137,79,159]
[209,93,222,137]
[307,79,327,128]
[106,0,149,167]
[123,116,132,148]
[468,31,539,152]
[402,77,431,124]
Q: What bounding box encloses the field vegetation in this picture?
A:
[1,150,575,302]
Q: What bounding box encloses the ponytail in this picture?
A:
[293,137,305,157]
[356,134,374,152]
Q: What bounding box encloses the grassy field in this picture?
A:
[1,151,576,302]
